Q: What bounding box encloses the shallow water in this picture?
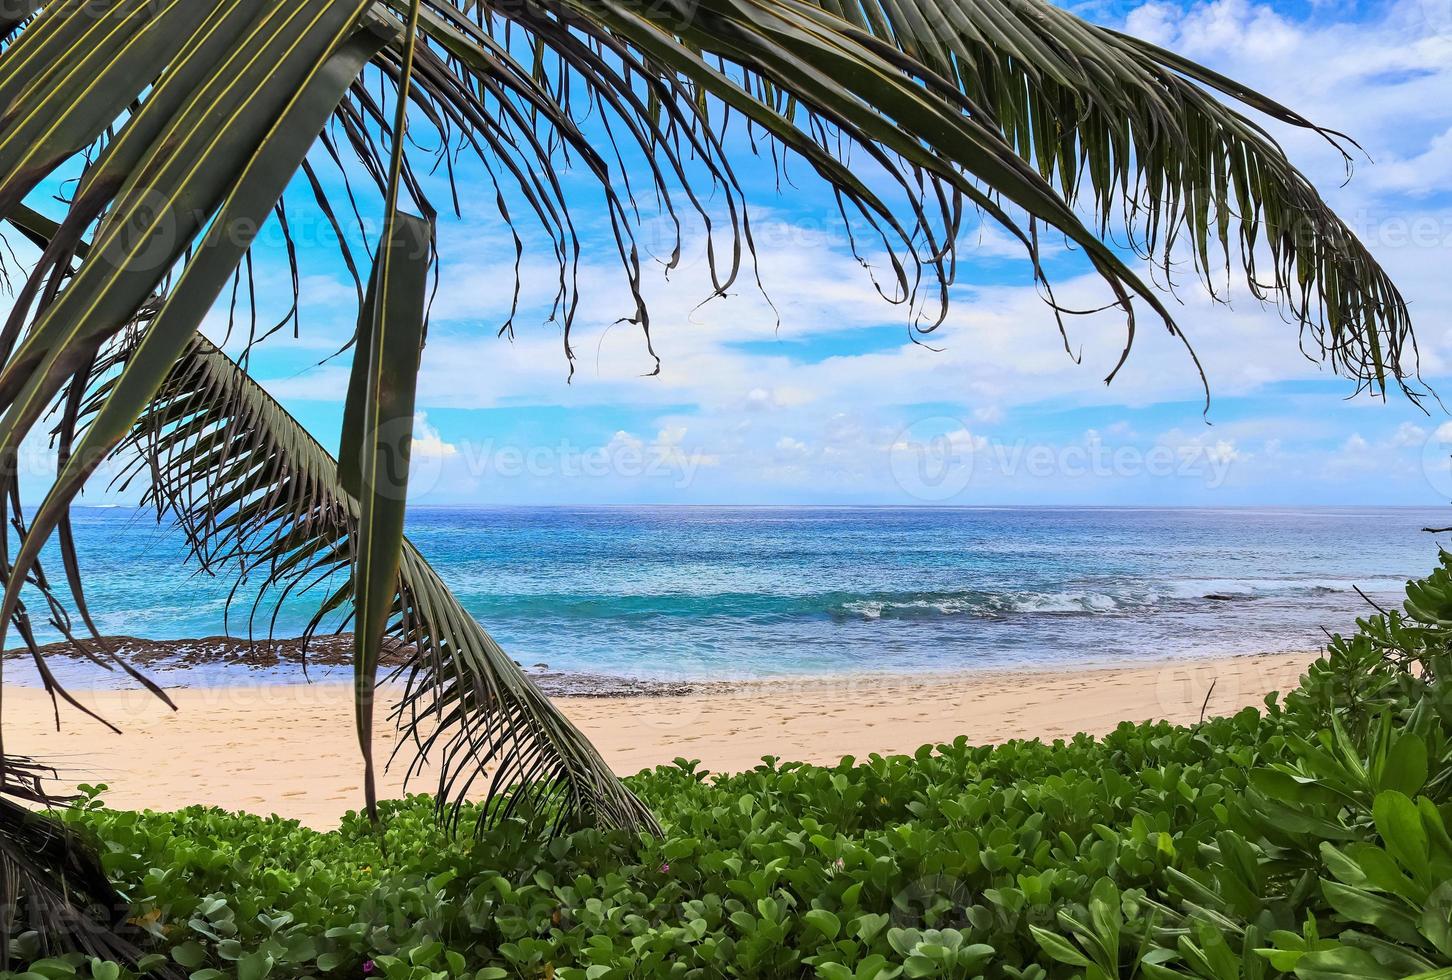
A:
[22,505,1445,684]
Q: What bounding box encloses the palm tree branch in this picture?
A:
[94,330,656,833]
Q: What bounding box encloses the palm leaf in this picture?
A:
[95,330,656,834]
[0,27,390,674]
[342,212,431,821]
[7,192,650,852]
[342,0,429,821]
[785,0,1410,384]
[0,0,1410,410]
[0,758,157,971]
[366,0,1411,391]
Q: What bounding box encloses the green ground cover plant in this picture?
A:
[12,555,1452,980]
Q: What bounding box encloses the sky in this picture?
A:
[40,0,1452,508]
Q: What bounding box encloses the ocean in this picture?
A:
[25,505,1444,685]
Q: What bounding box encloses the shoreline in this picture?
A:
[4,649,1317,828]
[7,633,1319,696]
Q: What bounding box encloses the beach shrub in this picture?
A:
[12,557,1452,980]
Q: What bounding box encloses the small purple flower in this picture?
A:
[659,862,671,874]
[362,960,376,975]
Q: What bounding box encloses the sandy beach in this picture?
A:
[5,651,1314,828]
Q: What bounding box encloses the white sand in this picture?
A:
[4,651,1314,828]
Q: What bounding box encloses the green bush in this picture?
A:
[15,554,1452,980]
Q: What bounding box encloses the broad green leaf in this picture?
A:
[343,210,430,817]
[1320,880,1423,945]
[1030,926,1091,968]
[1374,792,1431,878]
[1379,734,1428,797]
[171,944,207,970]
[803,909,841,941]
[1293,946,1399,980]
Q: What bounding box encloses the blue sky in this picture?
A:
[44,0,1452,507]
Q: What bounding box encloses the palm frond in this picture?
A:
[0,759,154,970]
[846,0,1411,386]
[343,0,430,820]
[358,0,1413,393]
[342,212,431,822]
[96,331,655,834]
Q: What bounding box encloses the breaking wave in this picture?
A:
[832,576,1408,621]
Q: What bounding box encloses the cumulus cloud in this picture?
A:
[411,413,459,460]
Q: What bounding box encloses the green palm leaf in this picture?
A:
[6,199,649,835]
[342,0,428,822]
[0,756,162,970]
[99,330,656,834]
[341,212,431,822]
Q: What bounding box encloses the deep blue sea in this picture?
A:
[30,505,1445,682]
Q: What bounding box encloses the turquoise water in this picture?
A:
[31,505,1448,681]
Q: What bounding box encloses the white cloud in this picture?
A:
[411,413,458,460]
[240,0,1451,505]
[605,430,644,455]
[1394,422,1429,447]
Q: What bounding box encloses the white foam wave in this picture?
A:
[840,590,1156,619]
[1164,576,1409,599]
